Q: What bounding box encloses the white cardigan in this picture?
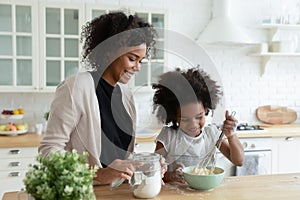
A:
[39,72,136,168]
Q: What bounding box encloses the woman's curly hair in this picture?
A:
[152,67,223,129]
[80,11,157,71]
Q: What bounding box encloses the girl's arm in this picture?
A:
[155,141,185,183]
[219,110,244,166]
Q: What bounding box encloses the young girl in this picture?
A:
[152,67,244,183]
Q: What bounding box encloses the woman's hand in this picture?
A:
[94,159,142,184]
[160,156,168,185]
[222,110,238,138]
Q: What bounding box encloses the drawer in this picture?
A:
[0,157,37,171]
[0,147,38,159]
[0,170,26,193]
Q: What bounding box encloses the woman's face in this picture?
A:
[102,43,147,86]
[177,102,207,137]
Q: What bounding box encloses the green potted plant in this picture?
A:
[23,150,98,200]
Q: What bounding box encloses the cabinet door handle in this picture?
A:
[9,172,21,177]
[285,137,294,141]
[10,162,21,167]
[9,149,21,154]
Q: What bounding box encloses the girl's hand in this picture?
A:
[95,159,142,184]
[169,163,186,184]
[222,110,238,138]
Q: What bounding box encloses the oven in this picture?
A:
[216,137,272,176]
[236,137,272,176]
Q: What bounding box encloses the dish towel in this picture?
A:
[236,154,259,176]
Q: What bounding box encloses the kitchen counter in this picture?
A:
[1,124,300,149]
[3,173,300,200]
[136,124,300,142]
[236,124,300,138]
[0,132,42,148]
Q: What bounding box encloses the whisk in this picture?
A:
[193,111,236,174]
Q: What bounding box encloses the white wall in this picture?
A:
[1,0,300,131]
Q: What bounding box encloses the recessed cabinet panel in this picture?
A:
[46,8,60,34]
[151,62,164,84]
[0,36,12,56]
[152,40,164,59]
[152,14,164,38]
[92,10,106,19]
[0,59,13,85]
[16,5,31,33]
[46,38,61,57]
[17,60,32,86]
[65,61,79,78]
[46,60,60,86]
[136,13,148,22]
[16,36,31,56]
[0,4,12,32]
[135,62,148,86]
[64,9,78,35]
[64,38,78,57]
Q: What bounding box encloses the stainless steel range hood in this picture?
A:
[197,0,253,44]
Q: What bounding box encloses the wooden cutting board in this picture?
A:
[256,105,297,124]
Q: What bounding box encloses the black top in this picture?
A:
[96,78,133,168]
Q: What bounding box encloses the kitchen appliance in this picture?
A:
[236,123,265,131]
[197,0,253,44]
[216,125,272,176]
[236,138,272,176]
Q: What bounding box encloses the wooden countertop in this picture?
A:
[136,124,300,142]
[1,124,300,149]
[237,124,300,138]
[0,132,42,148]
[4,173,300,200]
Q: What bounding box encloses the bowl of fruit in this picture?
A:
[1,108,25,119]
[0,122,28,136]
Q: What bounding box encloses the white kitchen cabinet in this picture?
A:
[0,1,167,92]
[0,0,39,92]
[38,2,85,92]
[0,147,38,198]
[272,136,300,174]
[85,6,166,89]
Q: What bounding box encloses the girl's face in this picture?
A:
[102,43,147,86]
[177,102,207,137]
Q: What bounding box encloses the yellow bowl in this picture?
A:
[182,166,225,190]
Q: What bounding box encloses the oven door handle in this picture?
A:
[285,137,294,141]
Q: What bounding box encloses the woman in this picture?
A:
[39,11,163,185]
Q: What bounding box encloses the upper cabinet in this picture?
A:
[0,1,166,92]
[0,0,38,92]
[38,2,84,92]
[85,6,166,90]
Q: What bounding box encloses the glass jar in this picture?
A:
[130,152,161,199]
